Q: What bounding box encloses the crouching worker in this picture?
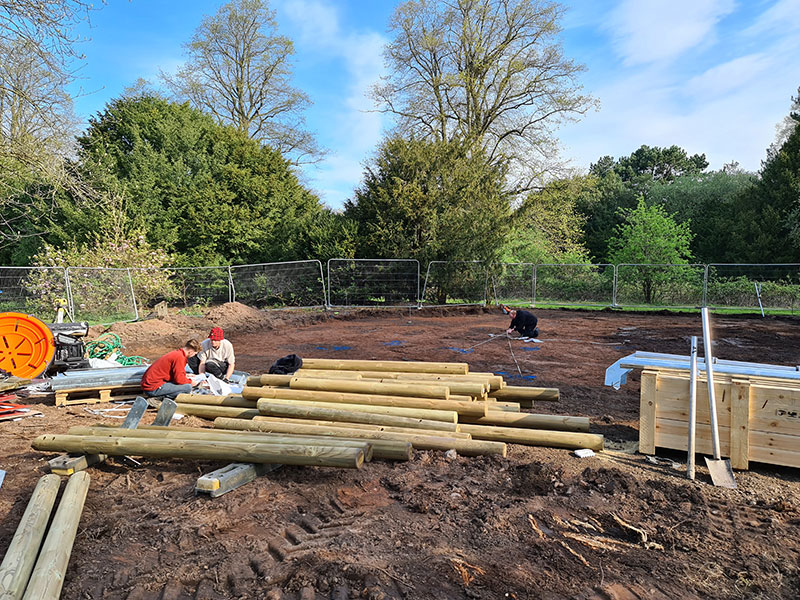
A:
[141,339,201,400]
[189,327,235,382]
[504,306,539,340]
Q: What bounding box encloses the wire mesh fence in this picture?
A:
[706,264,800,313]
[491,263,534,306]
[535,263,614,306]
[327,259,419,308]
[160,267,232,311]
[421,261,488,306]
[232,261,325,308]
[6,259,800,324]
[67,267,138,323]
[0,266,69,321]
[615,264,706,308]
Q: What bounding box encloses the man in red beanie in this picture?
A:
[189,326,236,381]
[141,339,201,400]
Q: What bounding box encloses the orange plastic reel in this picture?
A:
[0,312,55,378]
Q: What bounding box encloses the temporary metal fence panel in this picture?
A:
[614,264,705,308]
[705,264,800,313]
[534,263,614,307]
[0,266,69,321]
[231,260,326,308]
[67,267,138,323]
[421,261,488,307]
[490,263,535,307]
[327,259,419,308]
[161,267,232,309]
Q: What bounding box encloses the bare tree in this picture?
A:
[372,0,595,191]
[162,0,323,165]
[0,1,99,251]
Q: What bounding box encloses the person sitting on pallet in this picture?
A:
[141,339,201,400]
[503,305,539,341]
[188,327,236,382]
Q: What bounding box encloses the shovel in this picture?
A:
[701,307,737,488]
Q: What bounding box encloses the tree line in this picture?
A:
[1,0,798,276]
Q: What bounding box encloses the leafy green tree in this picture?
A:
[373,0,594,190]
[503,174,591,264]
[725,88,800,262]
[345,137,510,266]
[578,144,709,262]
[608,198,694,303]
[63,95,323,265]
[649,169,756,263]
[162,0,321,165]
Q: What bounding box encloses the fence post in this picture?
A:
[612,265,618,307]
[127,268,139,320]
[531,264,537,308]
[482,263,489,306]
[316,260,328,310]
[227,266,234,303]
[702,264,709,308]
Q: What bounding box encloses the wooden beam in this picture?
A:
[0,474,61,600]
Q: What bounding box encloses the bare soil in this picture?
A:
[1,305,799,600]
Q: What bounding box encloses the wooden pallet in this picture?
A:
[54,385,142,407]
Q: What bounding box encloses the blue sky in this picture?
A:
[70,0,800,209]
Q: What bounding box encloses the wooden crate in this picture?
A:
[54,385,142,407]
[639,368,800,470]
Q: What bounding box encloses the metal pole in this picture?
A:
[701,307,721,460]
[227,266,234,303]
[612,264,618,307]
[532,264,537,308]
[687,335,697,480]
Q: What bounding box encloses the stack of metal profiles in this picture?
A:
[605,351,800,390]
[48,367,148,391]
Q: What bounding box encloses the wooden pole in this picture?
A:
[175,394,256,408]
[0,474,61,600]
[487,402,522,412]
[241,386,487,417]
[293,370,364,379]
[370,378,486,398]
[489,386,559,403]
[256,400,459,432]
[245,374,293,387]
[289,377,450,400]
[393,372,504,391]
[300,358,469,374]
[461,412,590,432]
[174,403,260,420]
[21,472,90,600]
[254,397,458,423]
[68,426,412,462]
[250,416,472,438]
[215,417,506,457]
[32,435,365,469]
[457,424,603,451]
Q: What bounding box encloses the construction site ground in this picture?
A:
[1,304,799,600]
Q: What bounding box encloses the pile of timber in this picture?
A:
[170,358,602,456]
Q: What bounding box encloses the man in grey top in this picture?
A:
[188,327,235,382]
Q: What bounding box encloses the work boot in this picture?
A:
[145,396,162,409]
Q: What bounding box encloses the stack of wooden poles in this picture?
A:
[168,358,603,458]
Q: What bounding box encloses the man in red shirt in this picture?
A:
[141,339,201,400]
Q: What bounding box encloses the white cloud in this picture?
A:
[277,0,388,209]
[744,0,800,36]
[606,0,736,65]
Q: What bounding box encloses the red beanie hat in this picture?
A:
[209,327,224,341]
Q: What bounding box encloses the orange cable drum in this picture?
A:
[0,312,55,378]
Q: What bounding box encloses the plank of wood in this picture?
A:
[639,370,658,454]
[730,378,751,470]
[195,463,281,497]
[655,418,800,469]
[0,377,31,392]
[48,453,107,476]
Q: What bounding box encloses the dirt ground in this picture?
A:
[1,304,799,599]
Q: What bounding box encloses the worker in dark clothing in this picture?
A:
[506,308,539,340]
